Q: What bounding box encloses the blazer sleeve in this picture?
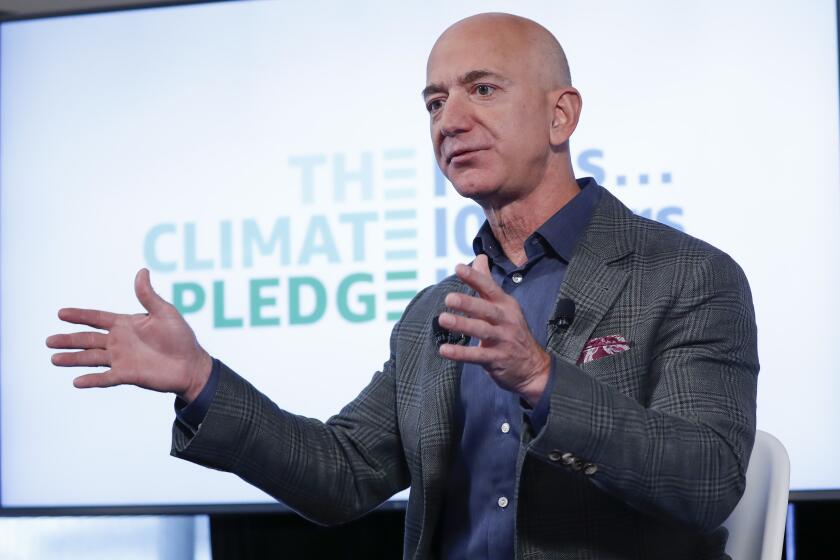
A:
[526,250,759,532]
[170,318,412,526]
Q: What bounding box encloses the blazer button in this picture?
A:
[571,458,584,471]
[583,463,598,476]
[548,450,563,462]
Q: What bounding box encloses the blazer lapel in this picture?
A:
[549,255,629,362]
[415,279,472,556]
[546,187,634,362]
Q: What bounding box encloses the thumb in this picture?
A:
[472,253,491,276]
[134,268,169,314]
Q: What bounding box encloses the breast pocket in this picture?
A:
[581,345,646,402]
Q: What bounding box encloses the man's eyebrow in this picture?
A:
[460,69,507,85]
[421,83,447,99]
[421,69,509,98]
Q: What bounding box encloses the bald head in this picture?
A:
[429,13,571,91]
[423,13,582,207]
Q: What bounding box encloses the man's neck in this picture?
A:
[482,179,581,266]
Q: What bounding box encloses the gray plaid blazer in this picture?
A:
[172,186,758,559]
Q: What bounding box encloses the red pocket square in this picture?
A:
[577,335,632,365]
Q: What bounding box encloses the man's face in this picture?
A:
[424,25,553,204]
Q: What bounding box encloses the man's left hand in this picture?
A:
[438,254,551,407]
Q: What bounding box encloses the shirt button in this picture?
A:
[500,422,511,434]
[511,272,523,284]
[498,496,509,508]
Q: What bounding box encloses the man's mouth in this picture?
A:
[446,147,486,164]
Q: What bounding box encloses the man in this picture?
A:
[48,13,758,560]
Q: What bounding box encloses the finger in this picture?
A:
[444,292,505,324]
[439,342,495,365]
[51,349,111,368]
[57,308,117,330]
[73,370,122,389]
[134,268,170,315]
[455,260,503,301]
[439,312,498,342]
[46,331,108,350]
[472,253,491,276]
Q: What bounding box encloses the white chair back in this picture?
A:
[722,430,790,560]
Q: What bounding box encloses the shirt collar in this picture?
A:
[472,177,603,263]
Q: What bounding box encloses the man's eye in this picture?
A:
[427,99,444,113]
[475,84,496,96]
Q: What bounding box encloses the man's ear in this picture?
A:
[549,87,582,145]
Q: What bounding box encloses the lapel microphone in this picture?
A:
[547,298,576,330]
[432,315,469,346]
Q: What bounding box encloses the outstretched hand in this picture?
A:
[438,254,551,406]
[47,269,212,402]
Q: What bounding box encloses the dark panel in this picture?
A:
[789,500,840,559]
[211,509,406,559]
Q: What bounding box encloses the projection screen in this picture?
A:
[1,0,838,511]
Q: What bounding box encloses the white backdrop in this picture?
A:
[2,0,838,507]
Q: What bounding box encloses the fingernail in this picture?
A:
[445,293,459,307]
[439,313,455,327]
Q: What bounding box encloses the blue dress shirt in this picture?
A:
[438,178,601,559]
[177,178,603,559]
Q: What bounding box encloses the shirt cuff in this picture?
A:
[522,354,557,433]
[174,357,221,430]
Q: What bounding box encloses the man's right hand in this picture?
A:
[46,268,212,403]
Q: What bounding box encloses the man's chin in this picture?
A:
[447,173,500,201]
[451,184,496,202]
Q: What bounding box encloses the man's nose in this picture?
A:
[437,93,472,137]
